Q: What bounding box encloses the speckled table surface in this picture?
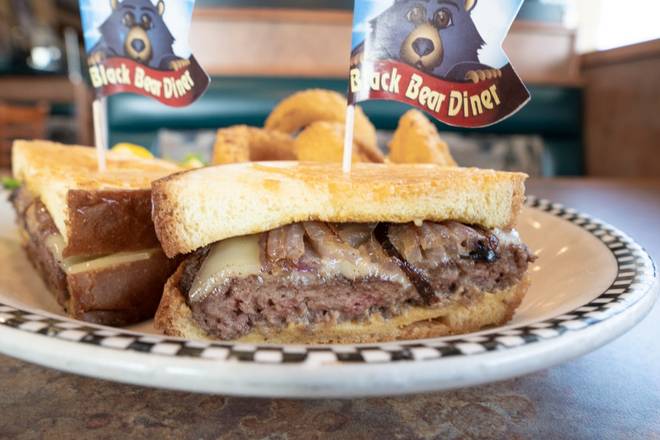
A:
[1,178,659,440]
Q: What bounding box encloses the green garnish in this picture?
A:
[182,153,207,165]
[1,177,20,190]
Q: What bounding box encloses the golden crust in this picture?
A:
[151,162,527,257]
[155,265,209,340]
[12,140,180,188]
[12,140,180,244]
[295,121,384,164]
[212,125,296,165]
[264,89,379,156]
[155,265,529,344]
[388,110,457,166]
[16,216,177,326]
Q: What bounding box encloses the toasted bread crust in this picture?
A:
[155,265,529,343]
[155,265,209,340]
[18,222,178,326]
[66,251,178,326]
[12,140,179,254]
[152,162,527,257]
[63,189,161,258]
[12,185,179,326]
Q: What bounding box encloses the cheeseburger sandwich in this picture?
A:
[153,162,535,343]
[10,140,180,325]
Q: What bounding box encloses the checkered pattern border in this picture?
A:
[0,197,656,365]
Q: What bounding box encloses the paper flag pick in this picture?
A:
[348,0,529,128]
[79,0,210,107]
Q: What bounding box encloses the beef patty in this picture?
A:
[180,221,535,340]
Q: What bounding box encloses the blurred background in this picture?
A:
[0,0,658,177]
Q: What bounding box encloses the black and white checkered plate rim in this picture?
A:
[0,197,656,365]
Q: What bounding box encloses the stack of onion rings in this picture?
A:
[211,89,456,167]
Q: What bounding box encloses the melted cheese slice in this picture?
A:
[188,231,412,303]
[189,234,262,302]
[45,234,159,275]
[317,256,409,286]
[493,228,522,246]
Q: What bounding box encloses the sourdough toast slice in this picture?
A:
[152,162,527,257]
[12,187,179,326]
[12,140,180,258]
[11,140,181,325]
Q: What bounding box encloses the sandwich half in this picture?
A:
[10,140,181,326]
[152,162,535,343]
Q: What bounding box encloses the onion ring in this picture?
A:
[265,89,381,161]
[295,121,384,164]
[388,110,457,166]
[212,125,296,165]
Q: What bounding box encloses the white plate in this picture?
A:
[0,194,657,398]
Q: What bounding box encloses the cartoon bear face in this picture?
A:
[94,0,181,70]
[119,0,165,63]
[366,0,486,80]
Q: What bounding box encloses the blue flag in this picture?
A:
[79,0,210,107]
[348,0,529,127]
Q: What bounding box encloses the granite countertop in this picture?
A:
[1,178,659,439]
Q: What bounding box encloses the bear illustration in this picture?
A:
[88,0,190,71]
[352,0,500,83]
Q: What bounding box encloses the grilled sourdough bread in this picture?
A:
[152,162,534,343]
[11,140,181,325]
[13,140,180,257]
[153,162,526,257]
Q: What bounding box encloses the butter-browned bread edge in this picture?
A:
[151,162,528,258]
[12,140,180,255]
